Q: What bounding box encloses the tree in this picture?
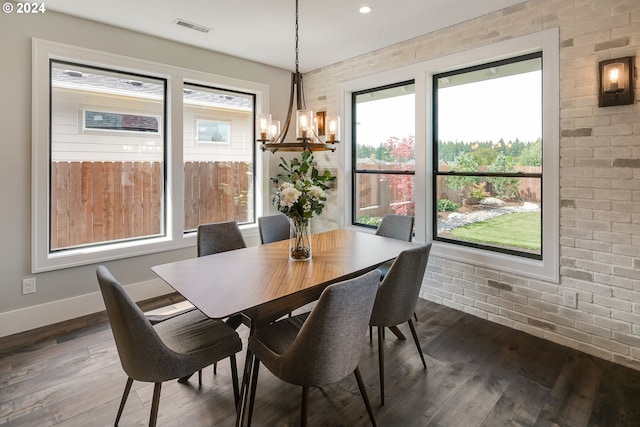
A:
[384,135,415,216]
[487,153,520,200]
[445,152,480,200]
[518,139,542,166]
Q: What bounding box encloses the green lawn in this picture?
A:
[450,212,541,250]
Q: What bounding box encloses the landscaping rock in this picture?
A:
[480,197,506,207]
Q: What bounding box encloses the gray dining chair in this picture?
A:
[257,213,291,244]
[198,220,247,256]
[370,214,417,338]
[246,270,381,426]
[96,265,242,427]
[197,220,247,372]
[146,221,247,326]
[369,243,431,405]
[375,214,415,279]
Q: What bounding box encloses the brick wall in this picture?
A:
[304,0,640,370]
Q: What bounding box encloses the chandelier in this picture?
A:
[257,0,340,153]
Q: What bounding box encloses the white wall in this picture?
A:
[304,0,640,371]
[0,9,290,335]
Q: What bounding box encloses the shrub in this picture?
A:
[438,199,460,212]
[469,182,490,201]
[356,215,382,226]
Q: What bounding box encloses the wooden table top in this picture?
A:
[152,228,420,323]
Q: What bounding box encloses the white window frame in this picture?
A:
[32,39,268,272]
[339,28,559,282]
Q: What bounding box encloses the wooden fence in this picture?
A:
[51,161,249,250]
[183,161,249,230]
[355,163,542,220]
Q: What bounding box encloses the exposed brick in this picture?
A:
[487,279,513,291]
[592,336,630,355]
[560,267,593,282]
[527,317,556,331]
[306,0,640,369]
[593,316,632,334]
[560,127,593,137]
[560,38,574,48]
[613,158,640,168]
[594,37,630,51]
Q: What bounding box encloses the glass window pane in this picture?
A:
[436,57,541,170]
[353,81,415,227]
[50,62,165,251]
[355,83,415,170]
[434,54,542,259]
[183,84,255,231]
[436,176,541,256]
[354,173,415,226]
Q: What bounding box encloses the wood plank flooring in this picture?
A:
[2,299,640,426]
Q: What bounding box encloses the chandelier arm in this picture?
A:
[275,72,297,144]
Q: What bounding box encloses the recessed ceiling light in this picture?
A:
[359,5,372,14]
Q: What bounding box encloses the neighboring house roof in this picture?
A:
[51,65,253,110]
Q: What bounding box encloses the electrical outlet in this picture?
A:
[563,290,577,308]
[22,277,36,295]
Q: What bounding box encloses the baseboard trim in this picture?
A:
[0,277,173,339]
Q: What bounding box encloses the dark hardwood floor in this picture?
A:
[2,299,640,426]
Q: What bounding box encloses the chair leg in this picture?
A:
[115,377,133,426]
[408,319,427,369]
[149,382,162,427]
[247,357,261,427]
[230,354,240,408]
[389,325,406,340]
[198,369,202,387]
[354,367,377,427]
[177,372,194,384]
[414,311,418,321]
[300,386,309,427]
[369,325,373,343]
[377,327,385,406]
[214,362,217,375]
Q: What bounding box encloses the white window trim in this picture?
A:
[339,28,559,283]
[32,39,268,273]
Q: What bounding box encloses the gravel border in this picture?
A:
[438,202,540,232]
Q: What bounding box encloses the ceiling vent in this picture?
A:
[173,18,211,34]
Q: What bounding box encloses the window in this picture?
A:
[433,53,543,259]
[84,111,159,133]
[195,120,230,144]
[340,29,559,282]
[352,81,415,228]
[50,61,166,252]
[183,84,255,231]
[33,39,267,272]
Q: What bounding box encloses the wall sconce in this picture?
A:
[316,111,326,136]
[598,56,635,107]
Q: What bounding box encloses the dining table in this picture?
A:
[151,228,420,426]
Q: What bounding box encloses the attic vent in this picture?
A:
[173,18,211,33]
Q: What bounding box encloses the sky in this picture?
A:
[356,70,542,146]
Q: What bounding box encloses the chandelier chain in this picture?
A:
[295,0,299,73]
[257,0,339,152]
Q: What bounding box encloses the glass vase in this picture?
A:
[289,217,312,261]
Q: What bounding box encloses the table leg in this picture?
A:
[235,347,254,426]
[236,314,257,427]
